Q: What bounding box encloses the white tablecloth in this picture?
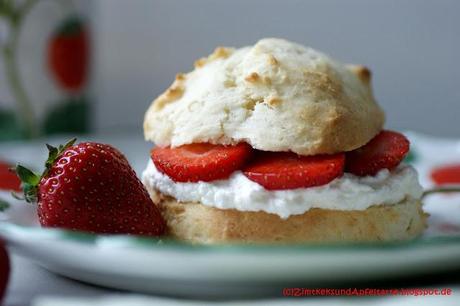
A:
[5,249,460,306]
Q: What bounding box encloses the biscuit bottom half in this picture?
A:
[146,186,427,244]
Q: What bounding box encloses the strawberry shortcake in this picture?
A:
[142,38,426,244]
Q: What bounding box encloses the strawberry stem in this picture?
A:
[422,186,460,199]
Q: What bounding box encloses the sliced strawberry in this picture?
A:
[243,152,345,190]
[431,164,460,185]
[0,161,21,191]
[345,130,410,176]
[151,143,253,182]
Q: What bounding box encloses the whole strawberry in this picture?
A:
[16,139,165,236]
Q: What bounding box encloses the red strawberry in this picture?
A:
[15,139,165,236]
[243,152,345,190]
[431,164,460,185]
[345,130,410,176]
[0,161,21,191]
[151,143,253,182]
[48,16,89,92]
[0,240,9,303]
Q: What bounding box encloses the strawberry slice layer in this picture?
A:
[151,143,253,182]
[243,152,345,190]
[345,130,410,177]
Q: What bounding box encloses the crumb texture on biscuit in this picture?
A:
[144,38,385,155]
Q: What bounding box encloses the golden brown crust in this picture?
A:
[348,64,372,84]
[147,188,427,245]
[143,38,385,156]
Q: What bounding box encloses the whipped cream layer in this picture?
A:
[142,160,423,219]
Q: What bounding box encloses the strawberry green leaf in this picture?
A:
[15,164,39,185]
[43,138,76,176]
[60,138,77,151]
[15,164,40,203]
[45,144,58,170]
[22,183,37,203]
[14,138,78,204]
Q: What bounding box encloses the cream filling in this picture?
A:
[142,160,423,219]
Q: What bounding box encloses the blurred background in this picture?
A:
[0,0,459,141]
[94,0,460,137]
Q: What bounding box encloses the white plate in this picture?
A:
[1,132,460,297]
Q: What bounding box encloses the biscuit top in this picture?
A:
[144,38,385,155]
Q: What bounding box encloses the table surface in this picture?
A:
[5,251,113,306]
[5,248,460,306]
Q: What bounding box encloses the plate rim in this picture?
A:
[1,221,460,253]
